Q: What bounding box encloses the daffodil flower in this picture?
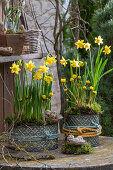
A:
[75,40,84,49]
[42,95,46,99]
[78,76,81,80]
[86,80,90,84]
[83,86,86,90]
[95,36,103,45]
[61,79,66,83]
[89,86,94,90]
[71,60,80,68]
[60,57,67,66]
[38,65,49,74]
[44,55,57,66]
[33,72,42,80]
[84,43,91,51]
[72,74,77,79]
[103,45,111,55]
[44,75,53,83]
[64,89,68,92]
[93,91,97,94]
[79,61,84,67]
[25,60,36,71]
[49,92,54,96]
[10,63,21,74]
[70,78,74,82]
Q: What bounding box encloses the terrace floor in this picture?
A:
[0,135,113,170]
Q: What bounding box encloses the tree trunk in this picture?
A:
[71,0,80,42]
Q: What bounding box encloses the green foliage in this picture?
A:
[97,76,113,136]
[62,0,103,51]
[62,142,93,154]
[86,102,103,114]
[92,1,113,46]
[91,0,113,137]
[3,0,24,33]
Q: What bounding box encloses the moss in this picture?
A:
[65,102,102,116]
[5,114,58,127]
[5,114,45,126]
[7,29,25,34]
[62,143,93,154]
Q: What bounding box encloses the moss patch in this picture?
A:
[61,143,93,155]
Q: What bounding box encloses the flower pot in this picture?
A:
[63,114,101,147]
[9,123,59,152]
[24,29,41,54]
[0,35,7,47]
[6,34,25,55]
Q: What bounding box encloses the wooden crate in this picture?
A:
[0,62,23,132]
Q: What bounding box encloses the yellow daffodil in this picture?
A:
[70,78,74,82]
[64,88,68,92]
[66,99,69,102]
[38,65,49,74]
[79,61,84,67]
[25,60,36,71]
[10,63,21,74]
[71,60,80,68]
[42,95,46,99]
[17,59,22,66]
[75,40,84,49]
[52,56,57,63]
[83,86,86,90]
[33,72,42,80]
[44,76,53,83]
[61,79,66,83]
[93,91,97,94]
[49,92,54,96]
[103,45,111,55]
[84,43,91,51]
[89,86,94,90]
[95,36,103,45]
[72,74,77,79]
[86,80,90,84]
[78,76,81,80]
[60,57,67,66]
[44,55,57,66]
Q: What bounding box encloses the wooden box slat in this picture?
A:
[0,64,4,132]
[0,2,2,22]
[4,62,14,120]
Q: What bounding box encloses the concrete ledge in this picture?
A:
[0,53,47,63]
[0,136,113,170]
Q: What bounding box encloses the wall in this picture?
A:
[24,0,61,114]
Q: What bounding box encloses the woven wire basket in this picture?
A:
[65,114,100,147]
[9,123,59,152]
[24,29,42,54]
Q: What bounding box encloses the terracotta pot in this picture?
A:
[0,34,7,47]
[6,34,25,55]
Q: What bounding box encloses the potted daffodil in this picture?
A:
[61,35,113,147]
[5,55,61,152]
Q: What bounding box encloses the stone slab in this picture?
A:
[0,53,47,63]
[0,136,113,169]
